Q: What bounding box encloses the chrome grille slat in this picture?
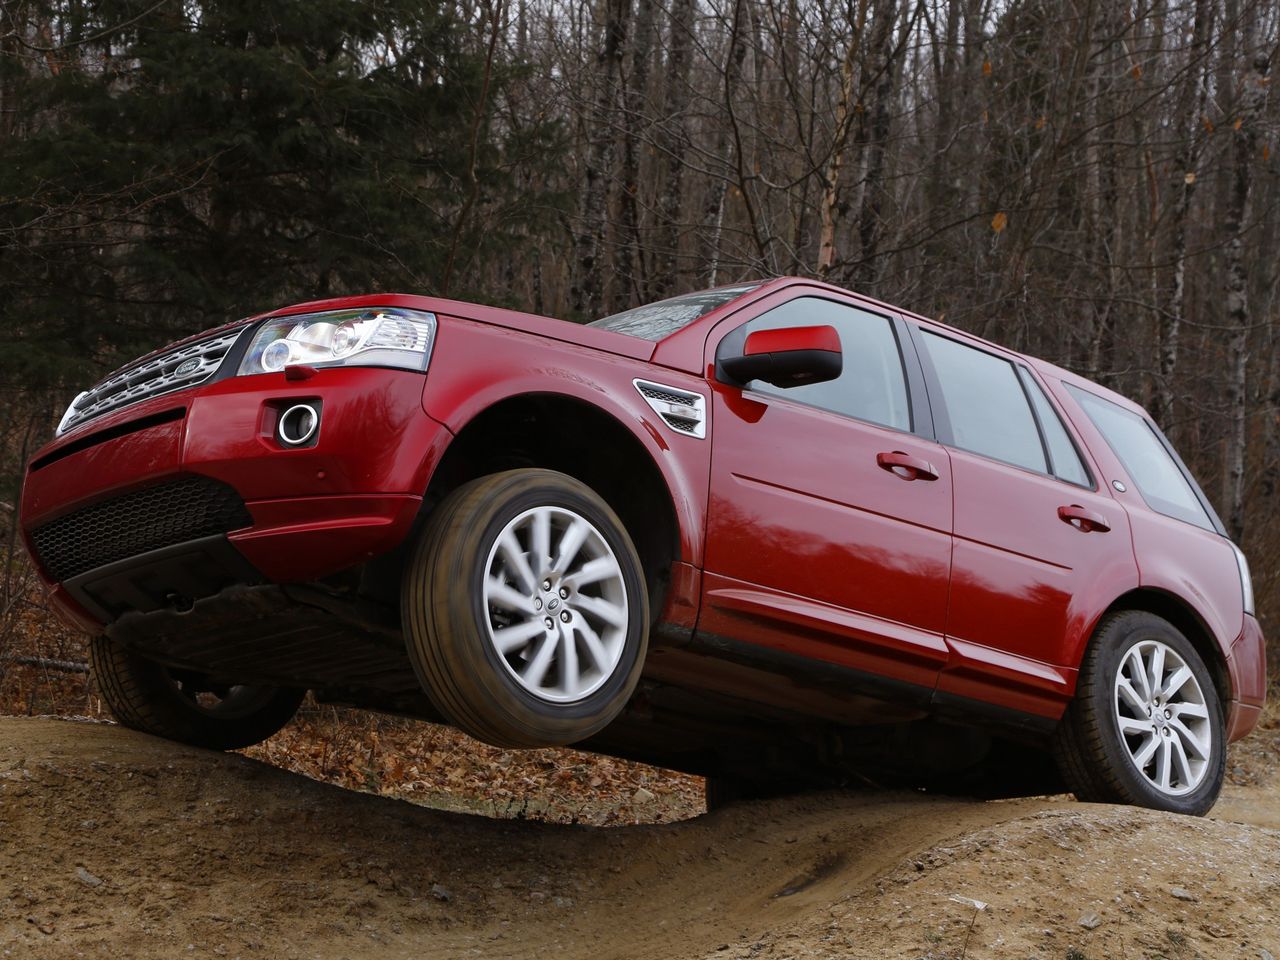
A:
[59,329,242,435]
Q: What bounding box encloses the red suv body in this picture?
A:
[19,277,1266,813]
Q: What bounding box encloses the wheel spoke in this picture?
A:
[1126,648,1152,701]
[1148,644,1166,701]
[530,508,552,577]
[1169,735,1194,788]
[521,633,558,689]
[1167,717,1210,761]
[1116,678,1147,716]
[1155,736,1174,791]
[557,622,580,697]
[1118,716,1154,737]
[498,532,538,595]
[491,618,546,654]
[575,617,611,673]
[551,518,589,576]
[1170,700,1209,721]
[563,556,619,589]
[573,594,627,629]
[1131,732,1160,769]
[1160,666,1192,701]
[486,577,532,613]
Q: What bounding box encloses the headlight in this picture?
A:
[238,307,437,376]
[1231,542,1255,615]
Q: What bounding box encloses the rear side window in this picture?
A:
[1066,386,1214,530]
[920,332,1046,473]
[732,297,911,431]
[1018,368,1091,487]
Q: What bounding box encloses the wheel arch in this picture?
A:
[1094,587,1232,705]
[423,391,687,618]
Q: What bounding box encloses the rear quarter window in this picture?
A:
[1067,385,1216,531]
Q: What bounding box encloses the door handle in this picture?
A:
[1058,504,1111,533]
[876,451,939,482]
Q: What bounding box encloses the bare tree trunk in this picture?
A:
[1153,0,1212,430]
[700,0,749,287]
[1221,50,1270,540]
[571,0,629,318]
[616,0,654,310]
[815,0,871,277]
[853,0,904,291]
[652,0,694,300]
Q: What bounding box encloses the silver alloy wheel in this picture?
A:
[1113,639,1212,796]
[482,505,630,704]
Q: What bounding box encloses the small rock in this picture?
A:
[633,787,655,804]
[430,884,451,902]
[552,896,574,909]
[1170,887,1197,902]
[75,867,102,888]
[913,861,925,872]
[529,891,547,903]
[1078,912,1102,930]
[1258,950,1274,960]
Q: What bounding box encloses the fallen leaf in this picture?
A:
[991,211,1008,234]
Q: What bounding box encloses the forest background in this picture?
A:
[1,0,1277,717]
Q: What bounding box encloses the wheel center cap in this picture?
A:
[547,598,560,611]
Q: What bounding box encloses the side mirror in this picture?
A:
[719,325,842,389]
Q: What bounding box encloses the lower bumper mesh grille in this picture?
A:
[29,476,253,583]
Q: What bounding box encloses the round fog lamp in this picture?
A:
[277,403,319,446]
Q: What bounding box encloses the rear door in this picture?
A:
[698,290,953,695]
[912,328,1138,718]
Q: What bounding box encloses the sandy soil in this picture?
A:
[2,716,1278,960]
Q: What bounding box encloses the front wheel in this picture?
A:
[402,469,650,748]
[90,636,305,750]
[1053,611,1226,816]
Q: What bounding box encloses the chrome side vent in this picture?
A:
[633,379,707,439]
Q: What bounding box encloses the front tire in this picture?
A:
[1054,611,1225,816]
[402,469,649,748]
[90,636,305,750]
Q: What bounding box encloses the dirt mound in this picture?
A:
[3,717,1279,960]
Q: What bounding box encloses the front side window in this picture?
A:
[1066,385,1215,530]
[727,297,911,431]
[921,332,1047,473]
[589,284,761,341]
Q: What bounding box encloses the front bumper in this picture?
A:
[21,367,451,628]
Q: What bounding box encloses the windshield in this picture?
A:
[588,284,761,341]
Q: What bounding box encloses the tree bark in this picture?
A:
[1221,50,1270,540]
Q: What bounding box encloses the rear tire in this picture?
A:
[1053,611,1225,816]
[402,469,649,748]
[90,636,305,750]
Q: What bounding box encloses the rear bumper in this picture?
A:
[1224,613,1267,742]
[21,367,451,627]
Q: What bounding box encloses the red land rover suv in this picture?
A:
[19,278,1266,815]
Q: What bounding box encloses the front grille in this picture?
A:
[59,328,243,435]
[29,476,253,583]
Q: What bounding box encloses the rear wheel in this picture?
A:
[402,469,649,748]
[90,636,304,750]
[1054,611,1225,816]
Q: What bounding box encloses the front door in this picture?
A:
[699,292,953,694]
